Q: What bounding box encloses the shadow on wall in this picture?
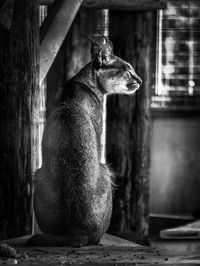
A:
[150,111,200,218]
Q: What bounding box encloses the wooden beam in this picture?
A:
[83,0,166,10]
[39,0,166,9]
[40,0,54,5]
[40,0,83,85]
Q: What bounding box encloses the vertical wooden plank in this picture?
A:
[0,0,39,239]
[107,10,156,243]
[0,2,11,240]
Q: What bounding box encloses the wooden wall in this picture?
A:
[150,112,200,218]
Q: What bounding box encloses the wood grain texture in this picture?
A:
[39,0,167,10]
[39,0,83,84]
[83,0,166,10]
[0,0,14,29]
[0,0,39,239]
[106,10,156,244]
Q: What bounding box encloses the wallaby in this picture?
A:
[28,35,142,247]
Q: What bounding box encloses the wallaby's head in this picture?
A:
[88,34,142,95]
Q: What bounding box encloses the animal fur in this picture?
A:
[28,35,142,247]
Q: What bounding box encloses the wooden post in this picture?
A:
[0,0,39,239]
[39,0,167,10]
[40,0,83,85]
[83,0,166,10]
[106,11,156,243]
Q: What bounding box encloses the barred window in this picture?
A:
[152,1,200,109]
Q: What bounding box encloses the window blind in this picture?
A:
[152,1,200,109]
